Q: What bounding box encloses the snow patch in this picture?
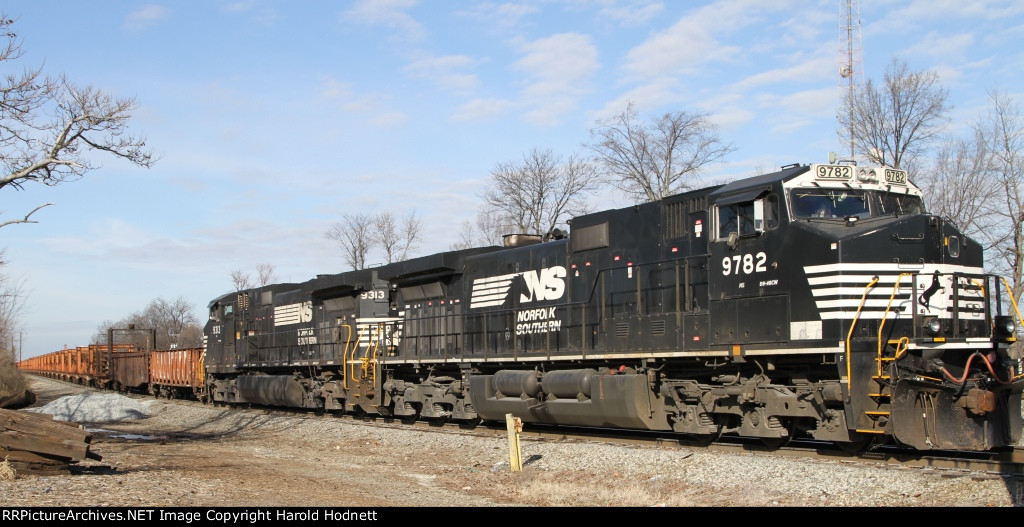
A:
[29,392,154,423]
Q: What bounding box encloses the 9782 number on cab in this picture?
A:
[722,252,768,275]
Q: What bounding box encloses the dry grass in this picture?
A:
[0,352,25,399]
[0,456,15,481]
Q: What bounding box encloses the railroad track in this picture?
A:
[27,374,1024,480]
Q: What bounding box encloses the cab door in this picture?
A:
[708,192,788,346]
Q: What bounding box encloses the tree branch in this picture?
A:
[0,202,53,228]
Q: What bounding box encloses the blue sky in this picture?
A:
[3,0,1023,358]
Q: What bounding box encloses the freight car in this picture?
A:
[17,344,135,387]
[203,161,1024,452]
[19,345,205,401]
[109,348,206,400]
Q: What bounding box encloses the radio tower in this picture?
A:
[838,0,863,161]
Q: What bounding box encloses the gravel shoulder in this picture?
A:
[2,375,1023,508]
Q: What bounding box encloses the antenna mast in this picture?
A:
[838,0,863,161]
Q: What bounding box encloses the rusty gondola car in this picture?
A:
[148,348,205,400]
[17,344,135,388]
[20,346,206,401]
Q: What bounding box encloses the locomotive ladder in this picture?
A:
[847,274,914,435]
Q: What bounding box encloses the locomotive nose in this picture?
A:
[882,214,963,266]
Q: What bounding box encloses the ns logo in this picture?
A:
[297,301,313,323]
[470,265,567,309]
[518,266,566,302]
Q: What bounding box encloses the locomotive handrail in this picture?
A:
[999,276,1024,334]
[892,336,910,360]
[845,276,879,387]
[344,325,364,390]
[363,322,384,387]
[338,324,353,391]
[877,273,914,376]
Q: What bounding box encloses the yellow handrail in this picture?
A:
[892,336,910,360]
[999,276,1024,332]
[361,323,386,387]
[344,325,364,390]
[877,273,913,376]
[337,324,353,390]
[846,276,880,385]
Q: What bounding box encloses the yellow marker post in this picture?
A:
[506,413,523,472]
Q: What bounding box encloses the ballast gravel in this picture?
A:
[2,375,1022,508]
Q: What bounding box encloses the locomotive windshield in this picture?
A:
[791,190,869,219]
[790,189,924,219]
[877,192,924,215]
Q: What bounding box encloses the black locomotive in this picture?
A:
[204,162,1024,451]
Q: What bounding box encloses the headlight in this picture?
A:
[994,315,1016,339]
[923,317,942,336]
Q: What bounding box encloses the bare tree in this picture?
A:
[917,133,995,239]
[0,17,155,228]
[326,213,375,270]
[230,270,252,291]
[150,297,199,349]
[843,58,950,171]
[588,102,733,203]
[483,148,600,236]
[976,90,1024,311]
[451,211,512,250]
[0,250,25,376]
[92,296,202,350]
[376,211,421,263]
[255,263,277,286]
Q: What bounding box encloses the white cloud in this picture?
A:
[512,33,599,126]
[219,1,279,25]
[455,2,540,31]
[124,5,170,33]
[452,98,514,121]
[622,2,758,80]
[591,79,681,121]
[761,87,836,115]
[404,54,482,96]
[732,56,835,91]
[598,0,665,27]
[340,0,426,41]
[315,77,407,129]
[901,31,975,62]
[869,0,1024,33]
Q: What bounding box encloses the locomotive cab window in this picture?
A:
[791,189,869,219]
[716,193,776,239]
[877,192,924,216]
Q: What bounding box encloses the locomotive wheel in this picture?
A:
[401,404,421,425]
[760,427,795,450]
[691,426,724,446]
[835,433,873,453]
[459,417,483,429]
[760,436,792,450]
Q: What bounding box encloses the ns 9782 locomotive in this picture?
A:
[204,162,1024,452]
